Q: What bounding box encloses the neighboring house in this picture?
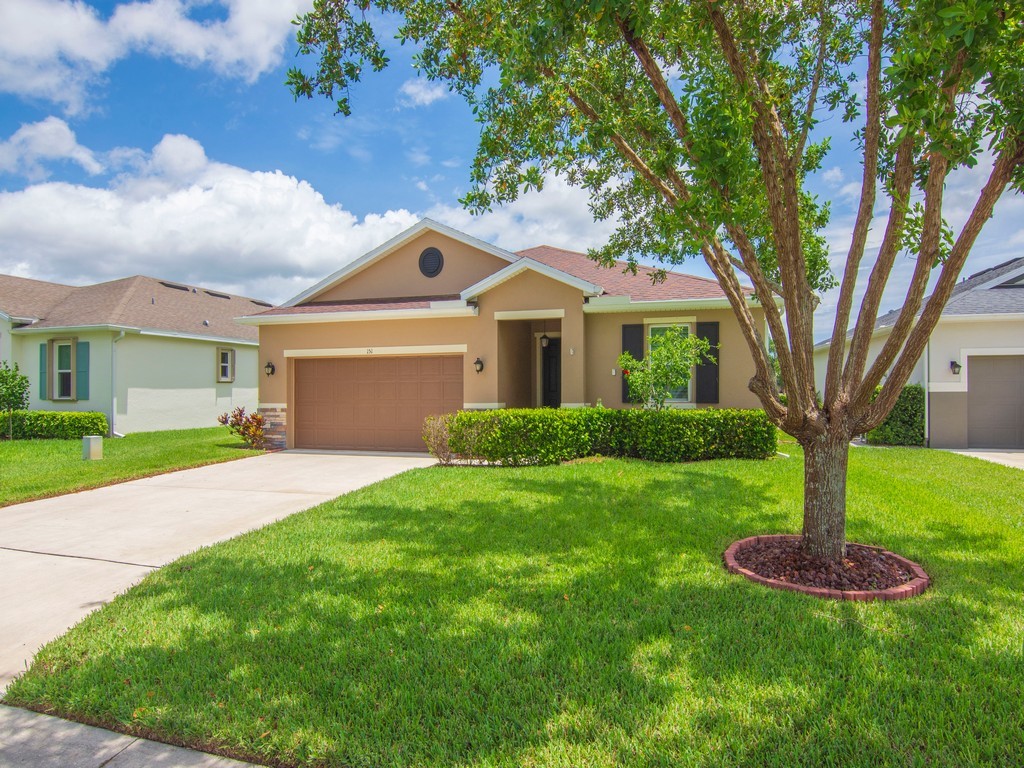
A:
[0,274,266,435]
[813,257,1024,449]
[241,218,769,451]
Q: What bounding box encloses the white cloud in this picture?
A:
[822,166,845,186]
[397,78,449,108]
[0,132,418,303]
[0,117,103,179]
[0,0,310,113]
[406,146,431,167]
[0,133,622,304]
[426,174,619,254]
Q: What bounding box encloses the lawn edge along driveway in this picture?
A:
[0,451,435,690]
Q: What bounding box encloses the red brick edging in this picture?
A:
[723,534,930,602]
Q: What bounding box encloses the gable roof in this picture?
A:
[281,218,520,308]
[2,274,266,343]
[814,256,1024,349]
[460,256,604,300]
[240,219,762,324]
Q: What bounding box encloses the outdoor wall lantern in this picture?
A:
[264,361,276,377]
[950,360,962,375]
[474,357,485,374]
[540,333,550,349]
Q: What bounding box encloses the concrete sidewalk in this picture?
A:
[1,450,434,766]
[0,705,253,767]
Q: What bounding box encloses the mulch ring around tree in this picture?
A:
[723,534,930,601]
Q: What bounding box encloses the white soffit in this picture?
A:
[236,306,479,326]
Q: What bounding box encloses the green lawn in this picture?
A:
[5,442,1023,767]
[0,427,253,506]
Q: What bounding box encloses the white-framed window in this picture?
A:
[53,339,74,400]
[648,323,693,404]
[217,347,235,383]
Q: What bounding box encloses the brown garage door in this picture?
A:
[967,355,1024,448]
[294,355,463,451]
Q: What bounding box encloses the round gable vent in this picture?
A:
[419,247,444,278]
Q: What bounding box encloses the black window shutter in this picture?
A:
[621,324,645,403]
[695,322,720,404]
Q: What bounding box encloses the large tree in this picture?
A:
[289,0,1024,561]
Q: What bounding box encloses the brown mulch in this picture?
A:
[733,538,914,592]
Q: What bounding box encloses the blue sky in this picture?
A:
[1,1,1021,339]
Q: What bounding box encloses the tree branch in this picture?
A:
[851,47,972,412]
[823,0,884,410]
[852,150,949,413]
[545,70,681,207]
[705,1,816,408]
[858,138,1024,432]
[701,238,789,426]
[794,3,831,163]
[839,137,915,393]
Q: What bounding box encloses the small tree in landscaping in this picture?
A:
[0,361,29,439]
[618,326,712,410]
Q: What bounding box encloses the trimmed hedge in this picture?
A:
[866,385,925,446]
[425,407,777,466]
[1,410,108,440]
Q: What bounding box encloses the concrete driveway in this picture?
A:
[943,449,1024,470]
[0,451,434,690]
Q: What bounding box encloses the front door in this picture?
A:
[541,338,561,408]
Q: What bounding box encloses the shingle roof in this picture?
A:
[816,256,1024,348]
[873,256,1024,329]
[516,245,748,300]
[0,274,76,320]
[1,274,265,342]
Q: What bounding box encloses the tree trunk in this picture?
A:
[800,428,851,561]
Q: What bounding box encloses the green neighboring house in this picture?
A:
[0,273,266,435]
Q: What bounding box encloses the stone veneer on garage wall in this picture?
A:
[260,406,287,450]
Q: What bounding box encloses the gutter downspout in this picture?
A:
[923,339,930,447]
[111,331,126,437]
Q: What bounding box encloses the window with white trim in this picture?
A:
[217,348,235,383]
[54,340,74,399]
[648,323,693,403]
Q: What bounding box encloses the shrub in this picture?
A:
[866,385,925,446]
[425,407,777,466]
[0,361,30,439]
[445,409,595,466]
[0,410,108,440]
[422,414,456,465]
[217,407,266,450]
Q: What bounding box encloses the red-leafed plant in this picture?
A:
[217,407,266,450]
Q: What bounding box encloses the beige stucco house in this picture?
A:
[0,274,263,434]
[242,219,768,451]
[813,257,1024,449]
